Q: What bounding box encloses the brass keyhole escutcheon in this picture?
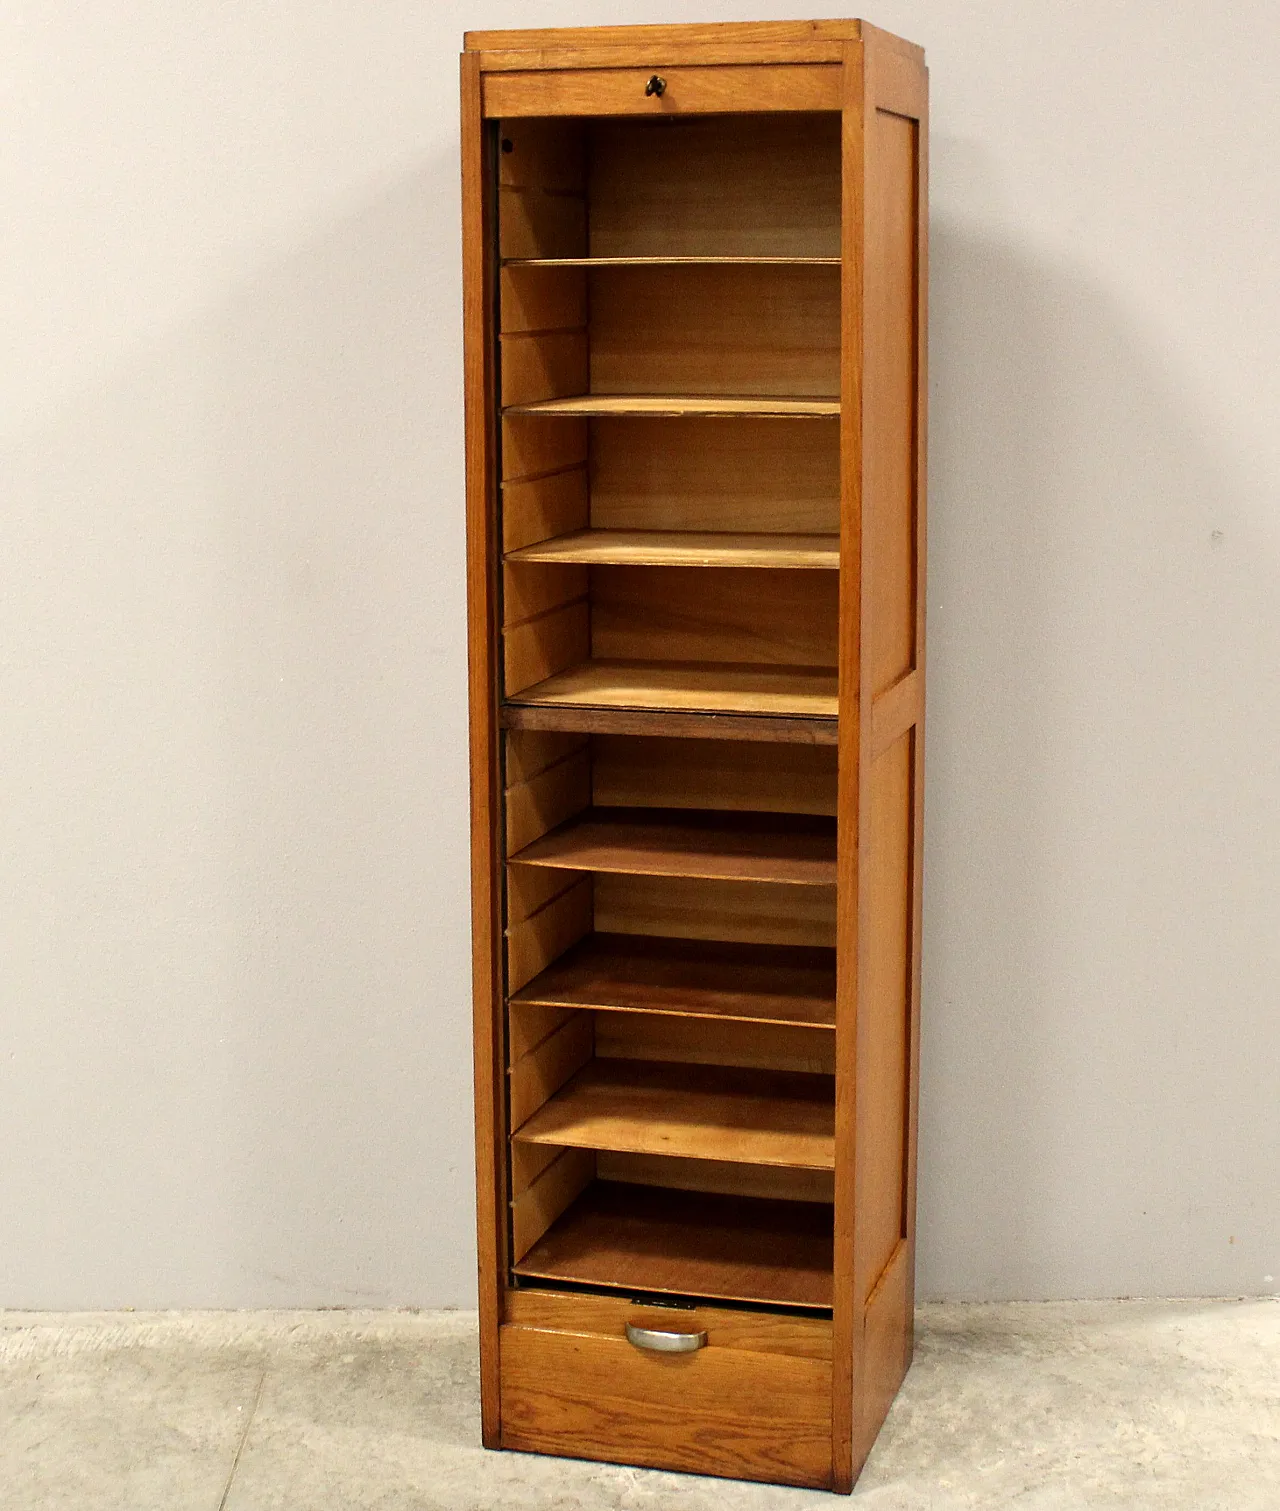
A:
[645,74,666,97]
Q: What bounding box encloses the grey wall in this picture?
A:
[1,2,1276,1308]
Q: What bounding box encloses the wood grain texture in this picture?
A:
[501,701,840,746]
[501,413,587,482]
[506,394,840,418]
[510,1146,596,1262]
[589,263,840,399]
[500,1321,832,1487]
[503,601,589,698]
[595,1011,835,1076]
[598,1149,835,1206]
[511,1181,835,1312]
[591,734,838,817]
[502,470,590,554]
[594,873,837,951]
[498,187,586,261]
[499,263,587,333]
[506,877,592,995]
[479,42,847,71]
[508,1011,595,1130]
[590,565,839,670]
[870,668,922,758]
[588,114,841,259]
[831,43,867,1491]
[483,65,841,119]
[510,807,837,886]
[507,658,838,719]
[512,1059,836,1171]
[505,1287,832,1358]
[506,865,581,929]
[505,255,841,267]
[460,52,504,1445]
[504,746,590,856]
[506,528,839,570]
[500,329,589,407]
[502,728,587,787]
[590,415,840,535]
[466,19,868,50]
[510,933,836,1028]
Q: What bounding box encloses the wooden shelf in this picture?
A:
[504,395,841,419]
[508,659,838,723]
[513,1182,834,1310]
[510,808,836,886]
[513,1059,836,1170]
[503,255,842,268]
[505,528,840,570]
[511,934,836,1029]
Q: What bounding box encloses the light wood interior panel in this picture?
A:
[590,567,838,669]
[501,329,589,408]
[502,470,590,554]
[865,108,920,695]
[510,1183,835,1315]
[861,733,914,1287]
[506,529,839,570]
[513,1059,836,1170]
[507,877,593,994]
[590,417,839,534]
[509,1011,595,1130]
[502,415,588,483]
[587,115,841,258]
[591,735,837,816]
[511,1146,597,1263]
[511,934,837,1030]
[596,1012,835,1076]
[504,602,589,698]
[508,395,839,418]
[506,864,582,927]
[509,1000,578,1061]
[500,264,588,333]
[588,264,840,398]
[508,659,839,721]
[510,808,836,887]
[598,1151,835,1205]
[503,561,588,627]
[503,729,588,789]
[595,874,837,949]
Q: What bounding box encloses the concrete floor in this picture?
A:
[1,1301,1276,1509]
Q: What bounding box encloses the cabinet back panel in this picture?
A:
[591,735,837,817]
[596,1012,835,1076]
[590,416,839,534]
[588,114,841,258]
[503,468,590,553]
[595,874,836,949]
[598,1151,834,1206]
[590,566,838,669]
[588,264,840,398]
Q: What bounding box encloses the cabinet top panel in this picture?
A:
[465,19,924,65]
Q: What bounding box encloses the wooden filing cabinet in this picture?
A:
[460,18,928,1493]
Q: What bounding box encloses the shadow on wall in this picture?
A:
[917,193,1280,1299]
[1,152,476,1307]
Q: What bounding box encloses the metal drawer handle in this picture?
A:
[645,74,667,97]
[625,1322,707,1354]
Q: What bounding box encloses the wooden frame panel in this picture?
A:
[463,19,926,1493]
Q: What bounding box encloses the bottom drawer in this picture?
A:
[499,1291,833,1489]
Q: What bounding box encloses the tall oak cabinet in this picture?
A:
[461,19,927,1493]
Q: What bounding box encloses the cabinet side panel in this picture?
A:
[864,109,920,697]
[461,51,505,1445]
[849,32,928,1484]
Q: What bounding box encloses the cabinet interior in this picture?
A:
[496,110,845,1314]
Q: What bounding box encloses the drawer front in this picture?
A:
[499,1295,833,1488]
[483,64,842,119]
